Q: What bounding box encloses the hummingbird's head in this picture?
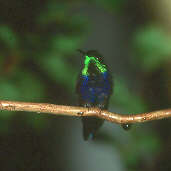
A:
[86,50,104,63]
[78,50,107,76]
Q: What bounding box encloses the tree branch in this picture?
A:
[0,100,171,124]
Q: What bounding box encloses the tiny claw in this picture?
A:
[97,103,105,109]
[84,103,92,108]
[121,124,132,130]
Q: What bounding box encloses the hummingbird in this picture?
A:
[76,50,113,140]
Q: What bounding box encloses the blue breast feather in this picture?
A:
[80,72,112,104]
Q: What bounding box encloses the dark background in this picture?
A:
[0,0,171,170]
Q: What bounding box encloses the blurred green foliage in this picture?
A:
[113,78,147,113]
[41,54,77,90]
[0,1,87,131]
[0,26,19,49]
[133,25,171,72]
[94,0,125,12]
[123,130,161,167]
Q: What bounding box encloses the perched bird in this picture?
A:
[76,50,113,140]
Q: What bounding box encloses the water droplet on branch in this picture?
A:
[121,124,132,130]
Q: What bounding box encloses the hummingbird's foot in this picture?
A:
[77,103,92,116]
[84,103,92,108]
[97,103,105,109]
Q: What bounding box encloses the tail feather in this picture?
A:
[82,117,104,140]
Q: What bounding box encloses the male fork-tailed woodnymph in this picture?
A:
[76,50,113,140]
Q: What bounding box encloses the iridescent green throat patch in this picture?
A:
[82,55,107,76]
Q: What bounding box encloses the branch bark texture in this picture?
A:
[0,100,171,124]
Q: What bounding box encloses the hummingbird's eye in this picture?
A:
[95,56,102,62]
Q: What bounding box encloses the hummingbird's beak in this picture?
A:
[77,49,86,55]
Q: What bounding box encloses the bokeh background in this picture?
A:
[0,0,171,170]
